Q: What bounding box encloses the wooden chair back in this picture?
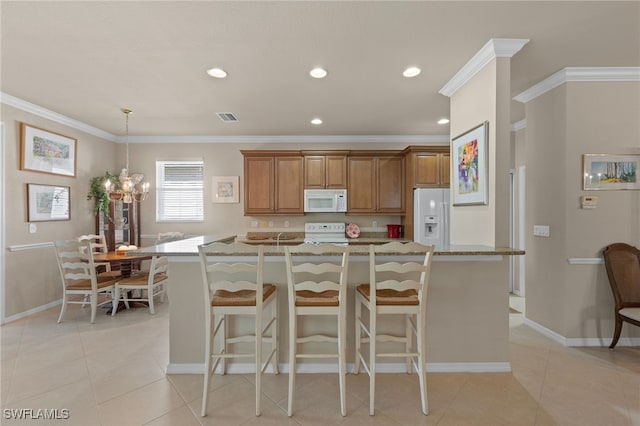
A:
[603,242,640,310]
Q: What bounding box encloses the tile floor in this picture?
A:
[1,300,639,425]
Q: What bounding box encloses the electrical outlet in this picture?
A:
[284,220,290,228]
[372,221,378,228]
[268,221,274,228]
[251,220,258,228]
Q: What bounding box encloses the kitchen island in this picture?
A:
[133,235,524,374]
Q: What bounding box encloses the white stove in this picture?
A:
[304,223,349,245]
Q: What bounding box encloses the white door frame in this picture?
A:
[1,121,6,323]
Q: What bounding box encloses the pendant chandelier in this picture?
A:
[105,108,150,203]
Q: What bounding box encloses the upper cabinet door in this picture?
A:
[304,154,347,189]
[377,156,405,213]
[347,156,376,213]
[275,156,304,214]
[325,155,347,188]
[414,152,449,188]
[244,156,275,214]
[347,154,404,214]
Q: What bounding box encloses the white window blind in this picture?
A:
[156,160,204,222]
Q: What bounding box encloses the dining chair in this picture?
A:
[603,242,640,349]
[112,255,169,315]
[78,233,117,274]
[284,243,349,417]
[354,242,434,415]
[54,239,120,324]
[198,242,278,417]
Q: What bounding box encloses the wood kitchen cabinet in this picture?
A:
[413,151,450,187]
[347,153,405,214]
[302,151,348,189]
[95,200,140,251]
[242,151,304,215]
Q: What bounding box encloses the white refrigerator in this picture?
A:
[413,188,450,248]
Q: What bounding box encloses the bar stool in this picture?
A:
[354,242,434,415]
[284,243,349,417]
[198,242,278,417]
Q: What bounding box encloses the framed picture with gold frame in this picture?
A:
[583,154,639,190]
[20,123,77,177]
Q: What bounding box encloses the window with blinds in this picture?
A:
[156,160,204,222]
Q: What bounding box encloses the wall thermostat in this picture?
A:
[581,195,598,209]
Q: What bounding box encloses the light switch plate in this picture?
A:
[533,225,550,237]
[28,223,37,233]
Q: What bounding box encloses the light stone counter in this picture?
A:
[131,235,523,375]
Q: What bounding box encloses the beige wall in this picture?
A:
[449,61,496,245]
[2,105,118,318]
[127,140,414,242]
[525,81,640,340]
[449,58,512,247]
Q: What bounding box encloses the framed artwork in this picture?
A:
[27,184,70,222]
[212,175,239,203]
[20,123,77,177]
[583,154,639,190]
[452,121,489,205]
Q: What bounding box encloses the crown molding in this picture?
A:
[513,67,640,103]
[119,134,452,144]
[439,38,529,98]
[0,92,117,141]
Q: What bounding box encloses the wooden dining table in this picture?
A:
[92,251,152,278]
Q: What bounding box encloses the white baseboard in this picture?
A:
[2,299,61,324]
[166,361,511,375]
[523,317,640,347]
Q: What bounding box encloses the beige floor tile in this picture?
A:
[6,357,90,404]
[438,373,538,426]
[1,379,100,426]
[143,404,201,426]
[86,352,167,403]
[98,378,184,426]
[14,333,85,376]
[192,376,282,425]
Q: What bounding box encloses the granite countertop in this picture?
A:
[131,234,525,257]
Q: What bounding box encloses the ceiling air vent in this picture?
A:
[216,112,238,122]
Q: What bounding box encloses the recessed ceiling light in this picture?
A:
[403,66,421,78]
[207,67,227,78]
[438,118,450,125]
[310,67,328,79]
[311,118,323,125]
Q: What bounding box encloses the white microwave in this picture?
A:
[304,189,347,213]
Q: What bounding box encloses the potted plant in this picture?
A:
[87,171,119,215]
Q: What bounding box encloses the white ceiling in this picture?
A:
[2,1,639,139]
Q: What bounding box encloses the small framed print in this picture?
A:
[27,184,70,222]
[452,121,489,205]
[583,154,639,190]
[212,176,239,203]
[21,123,77,177]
